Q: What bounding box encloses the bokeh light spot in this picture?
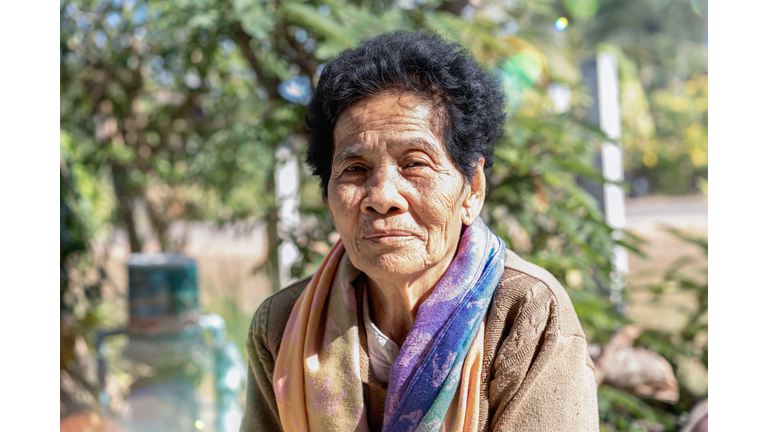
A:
[642,151,658,168]
[195,419,205,429]
[554,17,568,32]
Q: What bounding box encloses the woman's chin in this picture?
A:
[351,246,432,282]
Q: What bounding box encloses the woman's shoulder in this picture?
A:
[249,275,313,356]
[492,249,585,339]
[484,250,598,431]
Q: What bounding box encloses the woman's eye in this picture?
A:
[406,161,428,168]
[345,165,365,172]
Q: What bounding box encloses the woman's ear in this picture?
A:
[461,157,486,226]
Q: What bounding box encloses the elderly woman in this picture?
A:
[240,32,598,432]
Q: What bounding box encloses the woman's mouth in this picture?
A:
[363,230,417,244]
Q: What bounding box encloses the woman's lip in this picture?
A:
[363,230,416,239]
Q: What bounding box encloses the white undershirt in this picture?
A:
[362,287,400,386]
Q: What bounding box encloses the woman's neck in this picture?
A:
[365,257,453,348]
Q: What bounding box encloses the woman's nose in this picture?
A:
[361,166,408,215]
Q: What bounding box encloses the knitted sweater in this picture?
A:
[239,250,599,431]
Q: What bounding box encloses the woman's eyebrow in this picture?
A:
[333,137,442,166]
[399,138,441,155]
[385,138,443,161]
[332,145,366,166]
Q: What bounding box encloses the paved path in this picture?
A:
[625,195,707,233]
[623,195,708,333]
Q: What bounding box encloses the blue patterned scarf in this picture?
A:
[382,218,506,431]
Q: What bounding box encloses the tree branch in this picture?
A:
[110,162,142,252]
[232,24,281,100]
[143,191,170,252]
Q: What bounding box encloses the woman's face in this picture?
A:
[327,91,485,284]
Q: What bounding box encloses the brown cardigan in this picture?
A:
[239,250,599,431]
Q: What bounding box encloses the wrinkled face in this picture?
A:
[327,91,484,283]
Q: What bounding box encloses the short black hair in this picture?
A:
[305,30,506,199]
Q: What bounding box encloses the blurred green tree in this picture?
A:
[574,0,708,195]
[60,156,112,417]
[61,0,285,288]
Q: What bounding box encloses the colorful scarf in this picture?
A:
[274,219,506,432]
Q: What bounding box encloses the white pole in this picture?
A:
[275,141,301,289]
[596,53,629,306]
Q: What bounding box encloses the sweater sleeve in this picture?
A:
[239,296,284,432]
[488,278,599,432]
[239,277,311,432]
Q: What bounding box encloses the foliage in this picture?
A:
[625,73,708,196]
[490,0,709,197]
[61,0,281,252]
[635,229,708,423]
[577,0,708,196]
[60,156,120,417]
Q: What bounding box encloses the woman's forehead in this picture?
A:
[336,93,432,129]
[332,92,443,155]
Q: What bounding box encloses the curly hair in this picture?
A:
[304,30,506,199]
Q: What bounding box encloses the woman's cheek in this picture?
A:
[328,186,360,235]
[413,206,453,256]
[419,181,462,223]
[330,183,360,208]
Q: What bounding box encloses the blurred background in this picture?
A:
[60,0,707,430]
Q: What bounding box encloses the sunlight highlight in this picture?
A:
[554,17,568,32]
[307,354,319,372]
